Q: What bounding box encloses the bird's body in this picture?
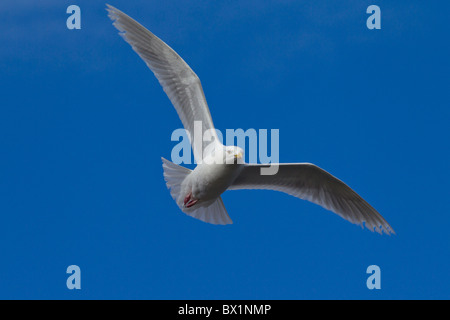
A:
[107,5,395,234]
[181,148,245,206]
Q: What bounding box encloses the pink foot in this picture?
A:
[184,192,198,208]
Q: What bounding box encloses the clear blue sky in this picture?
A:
[0,0,449,299]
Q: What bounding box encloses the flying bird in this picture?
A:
[107,5,394,234]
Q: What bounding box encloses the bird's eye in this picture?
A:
[227,150,232,154]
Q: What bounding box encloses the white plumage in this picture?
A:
[107,5,394,235]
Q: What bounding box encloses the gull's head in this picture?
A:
[204,146,244,165]
[224,146,244,164]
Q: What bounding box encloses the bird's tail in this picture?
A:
[161,157,191,206]
[161,157,232,225]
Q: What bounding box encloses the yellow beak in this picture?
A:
[234,152,243,159]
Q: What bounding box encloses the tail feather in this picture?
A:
[161,157,191,205]
[161,157,232,225]
[189,197,232,225]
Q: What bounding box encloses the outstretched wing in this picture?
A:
[229,163,394,234]
[107,5,221,162]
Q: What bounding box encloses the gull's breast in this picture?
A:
[189,163,243,201]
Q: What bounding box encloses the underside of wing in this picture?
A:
[107,5,221,162]
[229,163,394,235]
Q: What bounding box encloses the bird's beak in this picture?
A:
[234,152,243,159]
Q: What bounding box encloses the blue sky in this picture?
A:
[0,0,449,299]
